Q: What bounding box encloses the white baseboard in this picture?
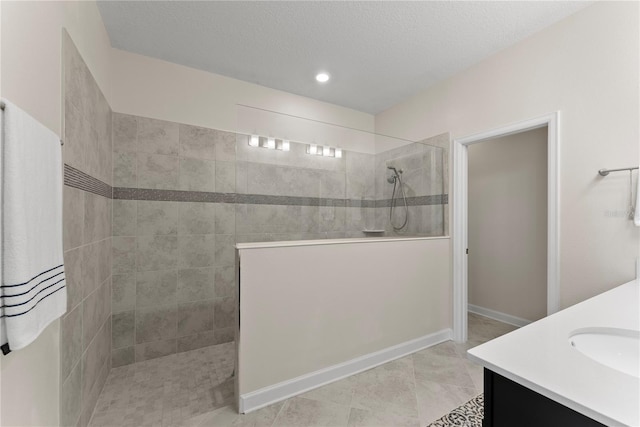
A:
[238,328,452,414]
[468,304,531,328]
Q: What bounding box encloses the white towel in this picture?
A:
[1,99,66,352]
[635,171,640,226]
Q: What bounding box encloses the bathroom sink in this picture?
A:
[569,328,640,378]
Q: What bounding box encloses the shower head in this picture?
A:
[387,166,402,183]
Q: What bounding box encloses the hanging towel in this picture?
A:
[635,171,640,226]
[1,99,66,353]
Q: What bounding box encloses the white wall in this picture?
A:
[237,238,451,397]
[1,1,112,135]
[109,48,376,150]
[468,128,548,322]
[375,1,640,309]
[0,1,112,425]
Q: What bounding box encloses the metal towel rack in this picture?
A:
[0,101,64,146]
[598,166,639,176]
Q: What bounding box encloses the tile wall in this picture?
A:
[61,31,113,427]
[111,112,448,368]
[374,133,449,236]
[111,115,237,367]
[234,135,378,241]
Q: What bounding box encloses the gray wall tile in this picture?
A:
[137,153,179,190]
[177,268,215,302]
[136,269,177,308]
[96,238,112,286]
[346,172,375,200]
[135,305,177,344]
[112,311,135,349]
[137,235,178,271]
[63,99,88,171]
[81,242,100,297]
[60,360,82,427]
[235,161,249,194]
[63,185,84,250]
[214,327,234,345]
[137,117,179,155]
[113,113,137,153]
[179,124,217,159]
[64,248,84,310]
[215,161,236,193]
[177,332,216,353]
[81,319,110,407]
[178,202,215,235]
[247,163,278,195]
[177,300,214,337]
[214,297,235,329]
[214,203,235,234]
[112,273,136,313]
[60,304,82,382]
[276,166,319,198]
[214,265,235,298]
[179,157,215,192]
[214,130,236,162]
[113,200,136,236]
[63,31,114,427]
[178,234,215,268]
[320,171,346,199]
[300,206,320,233]
[80,355,109,427]
[214,234,235,266]
[319,206,346,233]
[84,193,111,244]
[137,201,178,236]
[82,281,110,350]
[113,152,137,188]
[111,346,135,368]
[112,236,137,273]
[135,339,176,362]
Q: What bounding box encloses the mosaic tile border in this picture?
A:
[113,187,448,207]
[64,164,112,199]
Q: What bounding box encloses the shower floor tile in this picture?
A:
[89,314,515,427]
[89,343,235,427]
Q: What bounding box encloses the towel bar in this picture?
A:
[598,166,638,176]
[1,101,64,146]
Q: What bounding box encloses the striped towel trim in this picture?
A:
[1,265,66,318]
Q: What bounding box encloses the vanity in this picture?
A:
[468,280,639,427]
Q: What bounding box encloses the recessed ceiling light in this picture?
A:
[315,72,330,83]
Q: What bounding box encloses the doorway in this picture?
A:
[468,126,548,327]
[452,113,559,342]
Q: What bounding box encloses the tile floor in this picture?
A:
[89,313,516,427]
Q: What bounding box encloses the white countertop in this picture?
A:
[468,280,640,427]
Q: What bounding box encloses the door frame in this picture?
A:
[452,112,560,342]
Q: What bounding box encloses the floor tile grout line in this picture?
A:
[269,398,288,427]
[410,352,422,425]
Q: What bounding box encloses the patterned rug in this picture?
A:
[427,394,484,427]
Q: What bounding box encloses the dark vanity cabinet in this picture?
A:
[482,369,606,427]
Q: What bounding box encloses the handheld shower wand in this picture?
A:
[387,166,408,230]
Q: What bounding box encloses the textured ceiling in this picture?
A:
[98,1,592,114]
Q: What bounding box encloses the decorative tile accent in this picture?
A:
[113,187,236,203]
[113,187,447,208]
[64,164,112,199]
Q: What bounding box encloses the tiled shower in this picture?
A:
[59,28,448,427]
[110,113,449,369]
